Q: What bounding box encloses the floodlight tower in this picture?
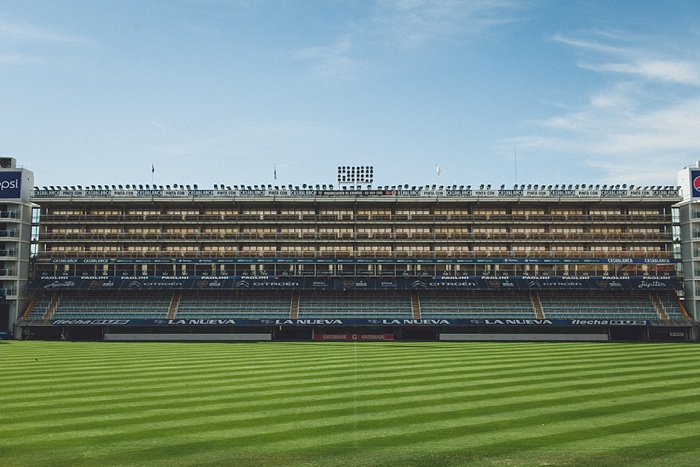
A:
[337,165,374,188]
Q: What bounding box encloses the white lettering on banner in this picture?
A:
[382,319,451,325]
[638,281,666,289]
[252,281,299,287]
[0,179,19,191]
[143,282,184,287]
[167,319,237,325]
[511,319,553,325]
[428,281,477,287]
[572,319,610,325]
[571,319,647,326]
[315,334,394,341]
[52,319,130,325]
[482,319,554,325]
[45,281,76,288]
[31,187,681,199]
[274,319,343,325]
[540,282,583,287]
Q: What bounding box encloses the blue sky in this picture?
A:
[2,0,700,188]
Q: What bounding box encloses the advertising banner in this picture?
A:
[31,276,682,291]
[50,257,675,265]
[691,169,700,198]
[0,171,21,199]
[48,317,652,327]
[313,333,395,341]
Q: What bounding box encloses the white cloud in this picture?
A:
[510,31,700,184]
[292,0,527,81]
[293,39,367,81]
[553,32,700,86]
[0,53,43,65]
[0,20,98,47]
[373,0,527,46]
[584,59,700,86]
[551,33,627,56]
[512,91,700,183]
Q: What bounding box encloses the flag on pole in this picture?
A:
[436,164,441,176]
[274,166,277,180]
[152,163,155,173]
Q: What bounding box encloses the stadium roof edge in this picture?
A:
[30,186,681,201]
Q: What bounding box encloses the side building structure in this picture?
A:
[676,163,700,330]
[0,157,34,338]
[18,179,693,341]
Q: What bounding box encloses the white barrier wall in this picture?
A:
[440,333,608,342]
[104,333,271,342]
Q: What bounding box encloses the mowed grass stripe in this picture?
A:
[3,340,681,369]
[4,348,686,414]
[4,344,692,396]
[2,341,699,466]
[4,356,697,419]
[4,364,700,435]
[4,376,700,448]
[2,344,696,416]
[1,343,686,394]
[6,390,697,466]
[4,353,698,417]
[5,340,688,369]
[13,386,700,466]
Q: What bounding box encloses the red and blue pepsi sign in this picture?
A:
[692,170,700,198]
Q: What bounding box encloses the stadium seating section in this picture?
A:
[419,291,536,319]
[23,289,690,323]
[538,291,662,320]
[176,291,291,319]
[297,291,413,319]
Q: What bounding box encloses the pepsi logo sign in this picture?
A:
[692,170,700,197]
[0,172,21,199]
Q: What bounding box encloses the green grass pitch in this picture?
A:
[2,340,700,466]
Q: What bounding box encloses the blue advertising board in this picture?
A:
[0,171,22,199]
[31,275,682,291]
[48,317,652,327]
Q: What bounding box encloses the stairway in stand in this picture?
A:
[531,292,544,319]
[650,293,668,320]
[167,292,181,320]
[290,292,300,319]
[46,293,61,320]
[411,292,421,318]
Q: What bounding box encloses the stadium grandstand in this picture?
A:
[10,161,695,342]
